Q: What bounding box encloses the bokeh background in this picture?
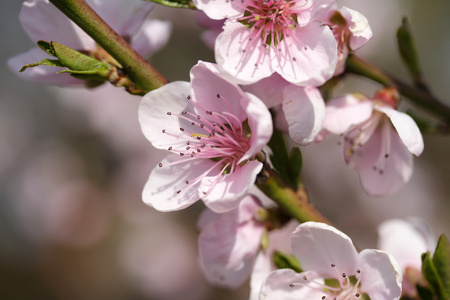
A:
[0,0,449,299]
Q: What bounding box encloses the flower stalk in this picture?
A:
[49,0,167,92]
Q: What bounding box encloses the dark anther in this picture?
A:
[162,129,166,133]
[167,112,172,115]
[158,163,163,167]
[168,146,172,150]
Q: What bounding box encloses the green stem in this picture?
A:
[346,55,450,124]
[49,0,167,92]
[257,169,331,225]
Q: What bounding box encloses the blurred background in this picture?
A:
[0,0,449,299]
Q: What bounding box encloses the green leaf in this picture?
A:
[19,59,64,72]
[416,284,435,300]
[273,251,302,273]
[433,234,450,298]
[143,0,193,8]
[37,40,57,56]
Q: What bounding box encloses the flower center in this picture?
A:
[289,264,365,300]
[159,94,251,196]
[238,0,304,47]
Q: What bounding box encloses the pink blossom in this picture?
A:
[197,195,265,288]
[260,222,403,300]
[8,0,171,85]
[243,74,325,145]
[325,6,373,75]
[194,0,338,86]
[378,218,435,296]
[196,11,225,49]
[322,91,424,196]
[139,61,273,213]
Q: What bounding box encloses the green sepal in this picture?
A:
[287,147,302,189]
[416,284,435,300]
[37,40,57,57]
[422,234,450,300]
[272,251,302,273]
[397,17,427,90]
[143,0,194,8]
[20,59,64,72]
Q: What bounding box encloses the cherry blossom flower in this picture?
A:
[194,0,338,86]
[243,74,325,145]
[197,195,266,288]
[8,0,171,85]
[324,6,373,75]
[260,222,403,300]
[378,218,435,296]
[139,61,273,213]
[322,90,424,196]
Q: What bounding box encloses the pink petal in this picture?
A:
[291,222,359,278]
[7,48,82,85]
[375,105,424,156]
[131,19,172,58]
[138,81,193,150]
[142,154,220,212]
[324,94,373,134]
[282,85,325,145]
[190,61,247,122]
[377,218,435,271]
[193,0,242,20]
[198,195,264,288]
[260,269,325,299]
[359,249,403,300]
[201,160,263,213]
[215,21,274,84]
[242,73,290,108]
[356,122,414,196]
[340,6,373,50]
[239,93,273,163]
[249,252,272,300]
[271,23,337,86]
[20,0,95,50]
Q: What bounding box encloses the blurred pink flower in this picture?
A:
[194,0,338,86]
[260,222,403,300]
[8,0,171,85]
[378,218,435,296]
[139,61,272,213]
[322,91,424,196]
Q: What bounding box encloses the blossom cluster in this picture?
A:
[8,0,440,300]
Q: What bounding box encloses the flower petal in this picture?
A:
[271,23,337,86]
[260,269,325,300]
[340,6,373,50]
[20,0,94,50]
[7,48,81,85]
[201,160,263,213]
[131,19,172,58]
[190,61,247,122]
[239,93,273,163]
[242,73,290,108]
[143,154,220,211]
[198,195,264,288]
[375,105,424,156]
[359,249,403,300]
[193,0,242,20]
[249,252,272,300]
[138,81,193,150]
[291,222,359,278]
[282,85,325,145]
[324,94,373,134]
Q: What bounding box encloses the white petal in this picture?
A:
[375,105,424,156]
[324,94,373,134]
[142,154,219,211]
[138,81,193,150]
[271,23,337,86]
[282,85,325,145]
[190,61,247,122]
[198,195,264,288]
[7,48,82,85]
[239,93,273,163]
[215,21,274,85]
[291,222,359,278]
[359,249,403,300]
[242,73,290,108]
[356,122,414,196]
[249,252,272,300]
[201,160,263,213]
[20,0,95,50]
[131,19,172,58]
[260,269,325,300]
